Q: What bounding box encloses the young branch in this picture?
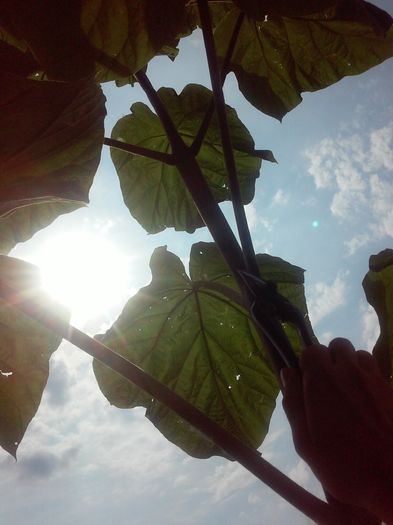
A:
[197,0,259,276]
[134,69,247,276]
[135,69,292,373]
[190,12,244,157]
[0,278,355,525]
[104,137,175,165]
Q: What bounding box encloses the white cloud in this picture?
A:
[305,121,393,253]
[244,202,259,231]
[307,272,348,326]
[361,304,380,351]
[288,460,311,486]
[272,189,289,206]
[205,461,254,503]
[344,233,371,256]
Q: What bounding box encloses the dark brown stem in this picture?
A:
[135,69,247,277]
[197,0,259,276]
[0,278,351,525]
[190,12,244,157]
[104,137,175,165]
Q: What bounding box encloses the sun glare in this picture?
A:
[32,232,130,325]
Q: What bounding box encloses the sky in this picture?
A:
[1,2,393,524]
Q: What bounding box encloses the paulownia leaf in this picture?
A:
[0,255,69,458]
[0,199,85,255]
[214,0,393,120]
[0,73,105,253]
[0,0,194,82]
[233,0,338,18]
[362,249,393,384]
[110,84,261,233]
[93,242,312,458]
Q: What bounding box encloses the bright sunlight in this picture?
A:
[31,232,130,325]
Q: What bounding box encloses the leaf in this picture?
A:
[214,0,393,120]
[0,73,105,253]
[233,0,339,18]
[0,0,194,82]
[362,249,393,384]
[110,84,261,233]
[0,199,84,256]
[93,242,312,459]
[0,255,69,458]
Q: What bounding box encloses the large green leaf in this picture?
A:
[0,199,84,255]
[233,0,338,18]
[214,0,393,120]
[362,249,393,384]
[0,73,105,253]
[0,0,194,82]
[0,255,69,457]
[110,84,261,233]
[93,242,311,458]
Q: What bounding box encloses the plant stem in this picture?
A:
[190,11,244,157]
[135,70,247,276]
[135,69,292,373]
[104,137,175,165]
[197,0,259,276]
[0,278,352,524]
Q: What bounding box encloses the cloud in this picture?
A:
[305,121,393,253]
[204,461,254,503]
[361,304,380,350]
[307,272,348,326]
[245,203,259,231]
[288,460,311,486]
[17,447,78,481]
[272,189,289,206]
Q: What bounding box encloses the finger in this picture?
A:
[329,338,357,365]
[281,368,312,458]
[300,344,331,375]
[356,350,381,374]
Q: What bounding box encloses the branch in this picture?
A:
[190,12,244,157]
[134,69,247,276]
[135,69,292,373]
[197,0,259,276]
[0,277,352,525]
[104,137,175,165]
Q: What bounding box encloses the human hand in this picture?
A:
[282,339,393,523]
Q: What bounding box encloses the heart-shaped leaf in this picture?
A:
[93,242,312,458]
[214,0,393,120]
[0,255,69,457]
[0,73,105,253]
[110,84,261,233]
[363,249,393,384]
[0,0,194,82]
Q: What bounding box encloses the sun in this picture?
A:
[32,231,131,326]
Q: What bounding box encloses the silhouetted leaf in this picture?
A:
[233,0,338,18]
[214,0,393,119]
[110,84,261,233]
[363,249,393,384]
[93,242,311,458]
[0,0,194,82]
[0,73,105,253]
[0,256,69,458]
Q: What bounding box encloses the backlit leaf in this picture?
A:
[0,256,69,457]
[0,73,105,253]
[214,0,393,119]
[110,84,261,233]
[93,242,311,458]
[363,249,393,384]
[0,0,194,82]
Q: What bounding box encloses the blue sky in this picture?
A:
[1,2,393,523]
